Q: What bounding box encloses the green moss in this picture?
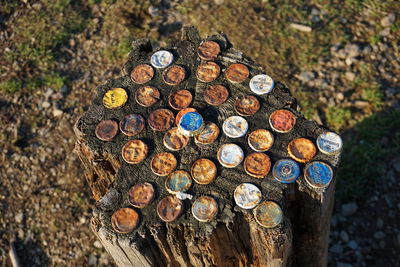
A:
[101,38,133,63]
[0,79,22,94]
[325,107,352,131]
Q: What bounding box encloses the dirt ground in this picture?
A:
[0,1,399,266]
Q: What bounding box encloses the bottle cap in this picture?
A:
[191,158,217,184]
[122,140,148,164]
[95,120,119,141]
[317,132,343,155]
[165,170,192,193]
[225,63,249,83]
[111,208,139,233]
[197,40,221,61]
[151,152,177,176]
[162,65,186,86]
[217,143,244,168]
[178,112,204,137]
[148,109,174,131]
[253,201,283,228]
[234,183,262,209]
[269,109,296,133]
[287,138,316,163]
[304,161,333,189]
[191,196,218,222]
[130,64,154,84]
[119,114,145,137]
[249,74,274,95]
[234,95,260,116]
[195,122,220,144]
[175,108,198,126]
[248,129,274,152]
[203,84,229,106]
[156,195,183,222]
[272,159,300,184]
[244,152,271,178]
[150,50,173,68]
[163,127,189,151]
[222,116,248,138]
[196,61,221,82]
[168,89,193,110]
[128,182,155,208]
[103,88,128,109]
[135,86,160,107]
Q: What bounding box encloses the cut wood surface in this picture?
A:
[74,27,341,267]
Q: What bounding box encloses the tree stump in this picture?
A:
[74,27,341,267]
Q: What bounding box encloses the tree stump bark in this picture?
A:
[74,27,340,267]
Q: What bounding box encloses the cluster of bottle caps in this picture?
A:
[95,40,343,234]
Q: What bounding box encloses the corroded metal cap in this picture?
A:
[304,161,333,189]
[95,120,119,141]
[253,201,283,228]
[150,50,173,68]
[178,111,204,137]
[222,116,248,138]
[272,159,300,184]
[203,84,229,106]
[111,207,139,233]
[196,61,221,82]
[165,170,192,193]
[168,89,193,110]
[163,65,186,86]
[287,138,317,163]
[191,196,218,222]
[249,74,274,95]
[225,63,249,83]
[235,95,260,116]
[234,183,262,209]
[122,140,148,164]
[135,86,160,107]
[248,129,274,152]
[119,114,145,136]
[156,195,183,222]
[316,132,343,155]
[151,152,177,176]
[128,182,155,208]
[148,108,174,131]
[269,109,296,133]
[175,108,198,126]
[195,122,220,144]
[130,64,154,84]
[163,127,190,151]
[244,152,271,178]
[217,143,244,168]
[197,40,221,61]
[103,88,128,109]
[191,158,217,185]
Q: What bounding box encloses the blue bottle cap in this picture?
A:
[272,159,300,183]
[178,112,204,136]
[304,161,333,189]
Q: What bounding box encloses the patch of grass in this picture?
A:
[101,38,133,63]
[361,84,383,108]
[325,107,352,131]
[0,79,22,94]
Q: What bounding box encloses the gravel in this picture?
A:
[341,203,358,216]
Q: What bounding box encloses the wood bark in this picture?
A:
[74,27,340,267]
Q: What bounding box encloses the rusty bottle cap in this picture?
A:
[191,158,217,185]
[234,183,262,209]
[235,95,260,116]
[253,201,283,228]
[269,109,296,133]
[175,108,197,126]
[148,108,174,131]
[191,196,218,222]
[168,89,193,110]
[195,122,220,144]
[272,159,300,184]
[196,61,221,82]
[122,140,148,164]
[197,40,221,61]
[316,132,343,155]
[163,127,189,151]
[156,195,183,222]
[95,120,119,141]
[178,111,204,137]
[248,129,274,152]
[287,138,317,163]
[111,208,139,233]
[217,143,244,168]
[103,88,128,109]
[225,63,249,83]
[119,114,145,136]
[165,170,193,193]
[162,65,186,86]
[128,182,155,208]
[151,152,177,176]
[150,50,174,68]
[203,84,229,106]
[130,64,154,84]
[135,86,160,107]
[249,74,274,95]
[222,116,249,138]
[304,161,333,189]
[244,152,271,178]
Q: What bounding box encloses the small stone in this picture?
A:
[331,215,338,227]
[379,28,391,37]
[348,240,358,250]
[330,243,343,254]
[15,212,24,224]
[337,262,353,267]
[336,92,344,101]
[214,0,224,4]
[341,202,358,216]
[53,108,63,117]
[340,231,349,242]
[44,88,54,99]
[344,43,361,58]
[42,101,51,109]
[345,72,356,82]
[290,23,312,32]
[376,218,384,229]
[393,159,400,173]
[298,71,315,82]
[94,241,103,249]
[381,13,396,27]
[88,254,97,266]
[373,231,385,239]
[379,240,385,249]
